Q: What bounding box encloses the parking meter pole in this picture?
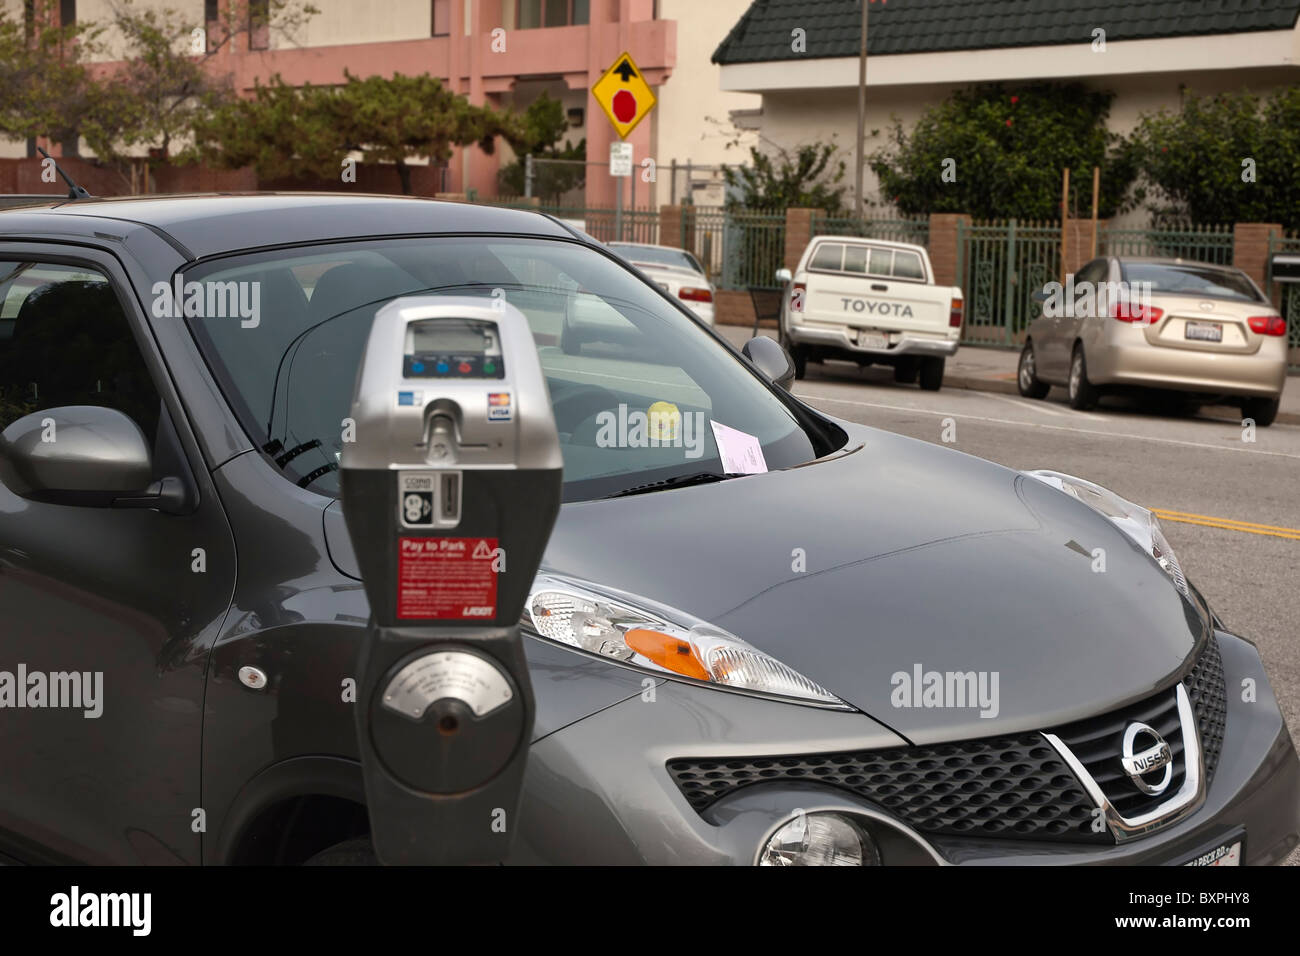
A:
[340,297,563,865]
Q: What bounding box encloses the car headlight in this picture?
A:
[759,812,880,866]
[524,574,848,708]
[1024,470,1188,596]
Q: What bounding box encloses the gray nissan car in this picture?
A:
[0,195,1296,866]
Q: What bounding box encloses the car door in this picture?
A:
[1039,258,1100,379]
[0,246,236,864]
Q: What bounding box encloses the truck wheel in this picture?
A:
[791,345,809,380]
[1067,346,1100,411]
[303,837,379,866]
[918,357,945,391]
[893,358,919,385]
[1240,396,1280,427]
[1017,342,1050,399]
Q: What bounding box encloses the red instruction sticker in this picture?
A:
[397,537,499,620]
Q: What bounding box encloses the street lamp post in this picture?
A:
[854,0,870,218]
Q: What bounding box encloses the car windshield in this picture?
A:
[609,244,703,275]
[183,236,829,501]
[1120,262,1264,304]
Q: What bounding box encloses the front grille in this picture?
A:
[1185,635,1227,782]
[668,733,1105,842]
[667,637,1227,844]
[1049,687,1186,819]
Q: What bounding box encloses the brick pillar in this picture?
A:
[1063,218,1108,275]
[1234,222,1282,291]
[659,204,683,248]
[927,213,970,288]
[785,208,816,271]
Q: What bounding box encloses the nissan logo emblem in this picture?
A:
[1121,721,1174,796]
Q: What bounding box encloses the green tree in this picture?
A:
[496,93,584,201]
[0,10,111,154]
[96,0,318,163]
[870,83,1136,220]
[189,71,509,194]
[1128,87,1300,228]
[723,142,847,212]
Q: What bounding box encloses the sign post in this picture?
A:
[593,51,657,243]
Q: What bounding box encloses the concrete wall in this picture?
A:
[652,0,759,206]
[755,68,1300,226]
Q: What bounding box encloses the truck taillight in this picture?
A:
[1247,315,1287,336]
[949,297,963,328]
[1111,301,1163,324]
[678,286,713,303]
[791,282,807,313]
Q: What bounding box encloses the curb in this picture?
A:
[941,372,1300,426]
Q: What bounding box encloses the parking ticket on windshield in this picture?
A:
[710,421,767,475]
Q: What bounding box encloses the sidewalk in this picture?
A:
[715,325,1300,425]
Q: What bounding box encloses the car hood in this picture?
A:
[537,424,1207,744]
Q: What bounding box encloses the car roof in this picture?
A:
[1110,256,1239,270]
[0,192,575,260]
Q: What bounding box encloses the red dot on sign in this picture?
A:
[458,362,471,373]
[612,90,637,123]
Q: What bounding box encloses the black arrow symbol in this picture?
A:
[613,58,637,82]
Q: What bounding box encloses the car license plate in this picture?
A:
[1182,839,1242,867]
[1185,321,1223,342]
[859,330,888,349]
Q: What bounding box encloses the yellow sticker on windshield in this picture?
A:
[647,401,681,442]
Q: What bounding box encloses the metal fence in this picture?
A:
[956,219,1062,345]
[1268,232,1300,368]
[1099,223,1234,265]
[815,214,930,248]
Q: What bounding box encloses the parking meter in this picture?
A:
[340,296,562,865]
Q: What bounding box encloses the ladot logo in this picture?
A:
[151,276,261,328]
[50,886,151,936]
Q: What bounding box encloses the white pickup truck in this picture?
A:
[776,236,964,389]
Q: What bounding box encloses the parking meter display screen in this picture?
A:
[403,319,505,379]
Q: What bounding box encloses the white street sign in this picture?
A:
[609,142,634,178]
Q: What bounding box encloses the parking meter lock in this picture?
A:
[340,297,562,865]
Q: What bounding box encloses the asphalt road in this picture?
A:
[792,360,1300,863]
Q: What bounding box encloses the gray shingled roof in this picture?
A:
[713,0,1300,64]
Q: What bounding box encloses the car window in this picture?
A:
[843,245,868,274]
[1120,262,1264,304]
[867,248,893,277]
[183,236,826,502]
[609,244,704,275]
[893,251,925,280]
[0,261,161,445]
[810,243,843,271]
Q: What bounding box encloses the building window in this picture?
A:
[59,0,75,26]
[249,0,269,50]
[431,0,450,36]
[518,0,588,29]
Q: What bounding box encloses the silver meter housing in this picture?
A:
[342,296,562,474]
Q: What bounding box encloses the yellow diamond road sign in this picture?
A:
[592,51,657,140]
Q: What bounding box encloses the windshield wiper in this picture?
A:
[606,471,740,499]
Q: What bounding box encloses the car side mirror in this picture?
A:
[0,405,183,511]
[774,268,793,284]
[742,335,795,391]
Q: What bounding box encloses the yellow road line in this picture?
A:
[1153,509,1300,541]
